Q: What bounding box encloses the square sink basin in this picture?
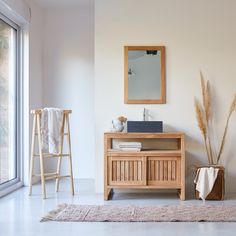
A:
[127,121,163,133]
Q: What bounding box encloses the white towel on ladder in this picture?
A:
[41,108,63,154]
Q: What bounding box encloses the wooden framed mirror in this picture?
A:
[124,46,166,104]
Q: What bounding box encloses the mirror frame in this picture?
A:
[124,46,166,104]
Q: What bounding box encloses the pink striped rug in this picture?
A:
[41,204,236,222]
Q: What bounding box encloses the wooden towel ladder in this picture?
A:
[29,109,74,199]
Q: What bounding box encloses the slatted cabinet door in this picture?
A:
[108,156,146,186]
[147,156,181,187]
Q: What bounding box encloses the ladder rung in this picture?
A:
[35,133,68,135]
[34,172,57,177]
[32,174,71,181]
[31,109,72,114]
[57,175,71,179]
[33,154,70,158]
[45,175,58,180]
[34,133,68,136]
[45,175,71,180]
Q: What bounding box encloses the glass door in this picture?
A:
[0,17,19,187]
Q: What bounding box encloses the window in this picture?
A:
[0,14,21,190]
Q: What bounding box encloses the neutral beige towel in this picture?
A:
[194,167,219,200]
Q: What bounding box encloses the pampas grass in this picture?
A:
[216,94,236,163]
[194,99,211,164]
[194,99,206,139]
[195,72,236,165]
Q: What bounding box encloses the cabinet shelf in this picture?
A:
[107,149,182,157]
[104,132,185,201]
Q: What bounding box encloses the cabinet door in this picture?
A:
[147,157,181,187]
[108,156,146,186]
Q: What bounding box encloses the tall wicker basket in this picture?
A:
[195,166,225,200]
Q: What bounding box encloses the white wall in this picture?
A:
[24,0,43,184]
[42,6,95,178]
[28,0,43,112]
[95,0,236,194]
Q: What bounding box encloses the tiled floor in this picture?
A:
[0,179,236,236]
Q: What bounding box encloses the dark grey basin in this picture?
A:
[127,121,163,133]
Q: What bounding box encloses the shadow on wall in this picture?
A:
[225,171,235,199]
[222,148,236,198]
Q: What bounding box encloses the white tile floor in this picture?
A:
[0,179,236,236]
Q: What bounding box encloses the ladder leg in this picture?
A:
[29,114,36,195]
[55,114,65,192]
[37,114,46,199]
[66,114,74,195]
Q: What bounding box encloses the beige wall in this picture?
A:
[95,0,236,194]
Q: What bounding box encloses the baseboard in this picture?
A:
[0,182,23,198]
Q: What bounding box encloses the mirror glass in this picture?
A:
[124,46,166,104]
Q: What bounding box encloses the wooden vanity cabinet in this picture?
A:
[104,132,185,200]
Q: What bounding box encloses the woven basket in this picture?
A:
[195,166,225,200]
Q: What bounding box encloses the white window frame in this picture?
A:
[0,12,23,197]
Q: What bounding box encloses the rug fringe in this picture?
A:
[41,203,68,222]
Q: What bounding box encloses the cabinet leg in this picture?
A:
[104,187,109,200]
[179,188,185,200]
[104,188,113,200]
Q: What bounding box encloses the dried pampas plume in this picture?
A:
[195,72,236,165]
[194,99,206,139]
[194,98,211,164]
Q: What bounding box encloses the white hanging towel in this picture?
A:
[194,167,219,200]
[41,108,63,154]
